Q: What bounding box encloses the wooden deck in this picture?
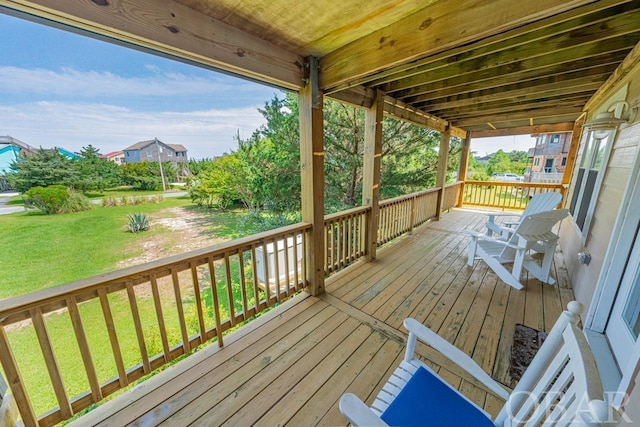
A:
[71,208,575,426]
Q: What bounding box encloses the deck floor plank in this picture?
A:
[72,209,574,426]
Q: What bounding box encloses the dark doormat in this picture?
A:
[509,324,548,385]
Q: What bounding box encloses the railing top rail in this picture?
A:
[324,205,370,222]
[379,187,439,206]
[445,181,463,188]
[464,180,563,189]
[0,222,311,321]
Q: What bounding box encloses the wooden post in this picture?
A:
[561,118,584,207]
[457,132,471,207]
[0,327,37,427]
[435,126,451,219]
[362,90,384,261]
[299,56,325,296]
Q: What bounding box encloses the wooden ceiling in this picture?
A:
[2,0,640,136]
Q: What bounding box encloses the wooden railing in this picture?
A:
[324,206,368,274]
[461,181,565,210]
[0,185,455,426]
[442,181,463,211]
[377,188,439,246]
[0,223,311,427]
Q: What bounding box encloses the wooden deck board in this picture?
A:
[73,208,574,426]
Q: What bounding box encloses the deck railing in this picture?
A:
[0,223,311,427]
[461,180,565,210]
[0,185,454,426]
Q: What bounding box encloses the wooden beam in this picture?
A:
[470,122,575,138]
[299,57,325,296]
[585,39,640,112]
[435,127,451,220]
[0,0,304,90]
[562,119,584,190]
[453,106,584,127]
[326,86,375,109]
[362,90,384,261]
[457,134,471,207]
[326,0,631,92]
[319,0,601,90]
[383,6,640,95]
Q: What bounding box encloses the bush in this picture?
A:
[127,213,150,233]
[24,185,92,214]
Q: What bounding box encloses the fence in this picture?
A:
[461,181,565,210]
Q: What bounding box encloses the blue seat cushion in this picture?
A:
[380,365,494,426]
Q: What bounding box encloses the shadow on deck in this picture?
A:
[72,208,574,426]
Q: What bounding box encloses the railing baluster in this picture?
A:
[66,297,102,403]
[149,275,171,362]
[0,326,38,427]
[273,239,282,301]
[125,284,151,373]
[170,269,190,352]
[223,253,236,323]
[261,241,272,305]
[190,263,207,345]
[282,236,291,295]
[237,251,249,315]
[250,244,261,312]
[98,288,127,387]
[206,258,224,347]
[31,307,73,419]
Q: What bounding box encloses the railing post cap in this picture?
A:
[567,301,584,316]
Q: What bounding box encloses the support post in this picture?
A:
[362,90,384,261]
[457,132,471,207]
[435,126,451,219]
[299,56,325,296]
[561,118,584,207]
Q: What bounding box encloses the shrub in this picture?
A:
[127,213,150,233]
[24,185,92,214]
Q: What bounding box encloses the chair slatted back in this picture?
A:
[521,192,563,217]
[500,209,569,260]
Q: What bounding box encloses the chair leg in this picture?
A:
[468,238,477,266]
[479,248,524,290]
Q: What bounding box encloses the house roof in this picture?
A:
[123,140,155,151]
[101,151,124,159]
[6,1,640,138]
[168,144,187,152]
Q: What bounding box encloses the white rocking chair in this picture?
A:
[339,302,616,426]
[485,191,563,239]
[467,209,569,290]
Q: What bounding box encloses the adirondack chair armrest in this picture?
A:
[465,230,521,250]
[485,212,519,219]
[403,318,510,401]
[339,393,389,426]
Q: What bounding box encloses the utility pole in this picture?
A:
[155,137,167,192]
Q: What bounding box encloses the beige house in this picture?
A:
[99,150,125,165]
[1,1,640,425]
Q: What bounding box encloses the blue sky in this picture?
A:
[0,13,283,159]
[0,12,533,159]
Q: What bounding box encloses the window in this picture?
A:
[550,134,560,144]
[534,158,540,166]
[146,150,152,157]
[544,158,554,173]
[561,157,567,166]
[167,151,173,156]
[569,128,615,238]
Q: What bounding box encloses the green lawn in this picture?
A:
[0,197,272,417]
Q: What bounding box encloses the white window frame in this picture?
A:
[569,127,617,243]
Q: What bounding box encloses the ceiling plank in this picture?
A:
[470,122,575,138]
[415,74,607,111]
[384,10,640,95]
[323,0,630,93]
[319,0,599,90]
[382,97,467,138]
[404,61,621,105]
[1,0,305,90]
[452,106,583,127]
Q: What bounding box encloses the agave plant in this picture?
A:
[127,212,150,233]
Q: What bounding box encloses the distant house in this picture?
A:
[525,131,572,183]
[123,139,188,167]
[0,136,36,176]
[101,150,125,165]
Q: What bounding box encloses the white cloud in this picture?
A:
[0,101,266,158]
[0,66,266,98]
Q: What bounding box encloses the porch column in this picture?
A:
[362,89,384,261]
[299,56,325,296]
[457,132,471,207]
[561,118,584,206]
[435,126,451,220]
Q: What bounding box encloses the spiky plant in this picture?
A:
[126,213,150,233]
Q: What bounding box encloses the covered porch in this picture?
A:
[67,208,574,426]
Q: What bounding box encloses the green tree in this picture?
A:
[187,153,245,209]
[122,161,177,190]
[75,145,124,191]
[7,148,80,192]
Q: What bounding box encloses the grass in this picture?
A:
[0,197,275,418]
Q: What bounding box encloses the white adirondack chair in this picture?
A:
[485,191,563,239]
[467,209,569,290]
[339,302,617,426]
